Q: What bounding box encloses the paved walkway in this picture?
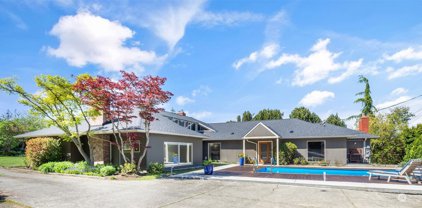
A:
[1,168,422,208]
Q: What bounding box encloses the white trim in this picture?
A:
[243,122,279,139]
[257,140,273,164]
[164,142,193,166]
[207,142,221,161]
[306,140,326,162]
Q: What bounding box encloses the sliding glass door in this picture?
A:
[164,142,193,165]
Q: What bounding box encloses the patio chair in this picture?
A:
[368,159,422,184]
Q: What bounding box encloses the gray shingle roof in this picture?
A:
[204,119,377,140]
[15,111,377,140]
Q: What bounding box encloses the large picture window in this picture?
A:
[164,142,193,165]
[308,141,325,161]
[208,143,221,161]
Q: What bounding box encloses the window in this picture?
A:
[308,141,325,161]
[164,142,193,165]
[123,140,140,152]
[208,143,221,161]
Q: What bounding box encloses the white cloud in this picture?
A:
[233,43,279,70]
[299,90,335,107]
[192,85,212,97]
[193,11,264,27]
[267,38,362,86]
[386,64,422,79]
[384,47,422,63]
[391,87,408,96]
[141,0,205,49]
[275,77,284,85]
[376,96,411,109]
[47,12,164,72]
[188,111,212,119]
[327,59,363,84]
[176,96,195,106]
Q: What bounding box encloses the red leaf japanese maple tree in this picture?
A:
[74,71,172,171]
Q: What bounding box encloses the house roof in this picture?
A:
[204,119,377,140]
[14,111,377,140]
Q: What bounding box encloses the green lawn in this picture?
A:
[0,156,26,167]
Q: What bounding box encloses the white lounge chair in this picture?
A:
[368,159,422,184]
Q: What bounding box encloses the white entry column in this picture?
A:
[242,139,246,160]
[276,138,279,166]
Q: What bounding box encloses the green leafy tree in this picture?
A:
[289,107,321,123]
[325,113,346,127]
[0,76,97,165]
[404,134,422,161]
[253,109,283,120]
[236,115,241,122]
[242,111,253,122]
[369,107,413,164]
[0,111,46,155]
[354,75,376,116]
[400,124,422,147]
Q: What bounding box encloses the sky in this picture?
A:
[1,0,422,127]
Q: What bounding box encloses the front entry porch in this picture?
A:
[242,122,281,165]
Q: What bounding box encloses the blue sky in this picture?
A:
[1,0,422,127]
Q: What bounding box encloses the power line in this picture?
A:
[377,94,422,111]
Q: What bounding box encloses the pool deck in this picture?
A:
[171,164,422,194]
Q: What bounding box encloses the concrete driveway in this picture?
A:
[1,168,421,208]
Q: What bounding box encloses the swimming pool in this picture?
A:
[256,167,393,177]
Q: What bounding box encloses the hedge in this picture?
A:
[25,137,63,168]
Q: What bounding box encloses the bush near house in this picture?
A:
[120,163,137,175]
[38,161,117,176]
[25,137,63,168]
[278,142,297,165]
[148,162,164,174]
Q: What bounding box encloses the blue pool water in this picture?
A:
[256,167,392,177]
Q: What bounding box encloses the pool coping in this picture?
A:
[171,164,422,195]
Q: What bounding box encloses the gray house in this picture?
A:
[15,111,377,168]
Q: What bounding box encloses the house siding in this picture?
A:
[146,134,203,165]
[204,138,347,165]
[284,138,347,165]
[203,140,257,163]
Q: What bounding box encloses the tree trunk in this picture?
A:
[87,137,95,166]
[137,122,150,171]
[72,137,91,165]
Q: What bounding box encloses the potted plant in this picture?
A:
[203,160,213,175]
[238,153,245,166]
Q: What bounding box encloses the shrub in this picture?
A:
[74,161,91,172]
[300,158,309,165]
[52,161,73,173]
[25,137,62,168]
[278,142,297,165]
[38,162,56,173]
[293,158,300,165]
[148,162,164,174]
[100,165,116,176]
[64,168,82,175]
[120,163,136,175]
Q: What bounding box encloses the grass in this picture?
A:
[0,156,26,168]
[138,174,160,180]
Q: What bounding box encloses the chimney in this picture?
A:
[177,110,186,116]
[88,112,107,126]
[358,115,369,133]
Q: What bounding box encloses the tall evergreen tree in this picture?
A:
[354,75,376,116]
[242,111,253,121]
